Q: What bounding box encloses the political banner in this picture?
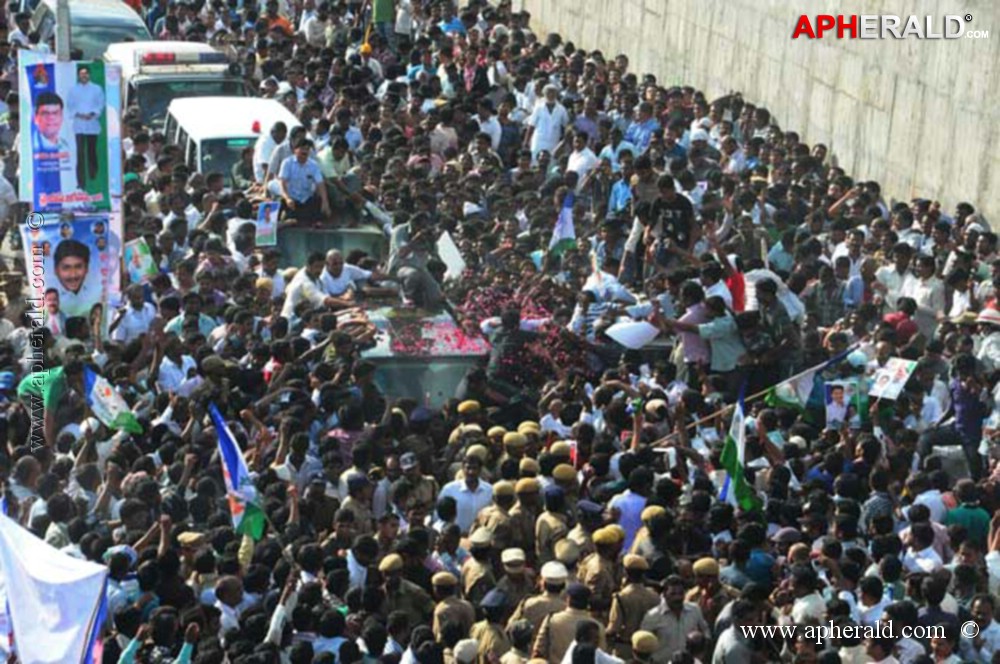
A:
[256,201,279,247]
[124,238,158,285]
[18,51,121,213]
[869,357,919,401]
[20,216,121,336]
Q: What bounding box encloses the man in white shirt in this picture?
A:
[257,249,287,299]
[154,336,197,394]
[962,594,1000,664]
[902,524,943,573]
[214,576,244,641]
[474,99,502,151]
[437,454,493,534]
[875,242,915,310]
[566,131,599,193]
[253,121,288,183]
[320,249,371,299]
[281,252,340,319]
[111,285,157,344]
[524,84,568,161]
[902,255,945,340]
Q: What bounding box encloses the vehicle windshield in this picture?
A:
[200,137,254,186]
[72,26,151,60]
[371,359,481,409]
[136,79,245,128]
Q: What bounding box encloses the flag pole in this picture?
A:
[651,343,863,448]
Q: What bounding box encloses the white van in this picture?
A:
[163,97,300,186]
[105,42,247,129]
[31,0,151,60]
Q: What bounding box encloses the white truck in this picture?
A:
[104,41,247,129]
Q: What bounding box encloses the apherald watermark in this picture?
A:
[741,620,952,645]
[792,15,989,40]
[23,212,47,452]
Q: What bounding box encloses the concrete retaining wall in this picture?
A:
[522,0,1000,221]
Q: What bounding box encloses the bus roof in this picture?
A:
[165,97,300,142]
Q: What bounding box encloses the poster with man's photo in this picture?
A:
[18,51,122,212]
[825,380,862,429]
[20,216,121,337]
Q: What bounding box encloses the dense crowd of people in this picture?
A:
[1,0,1000,663]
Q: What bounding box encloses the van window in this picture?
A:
[199,137,253,186]
[163,115,177,142]
[186,140,197,171]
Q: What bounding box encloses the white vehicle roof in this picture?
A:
[105,41,225,80]
[166,97,300,142]
[39,0,148,24]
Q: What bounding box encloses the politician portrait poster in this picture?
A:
[20,216,121,333]
[18,51,122,213]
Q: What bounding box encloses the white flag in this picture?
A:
[0,514,107,664]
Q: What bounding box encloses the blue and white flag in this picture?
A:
[0,513,107,664]
[548,191,576,256]
[210,403,266,540]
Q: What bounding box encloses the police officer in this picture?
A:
[470,589,512,663]
[577,526,621,616]
[507,561,568,631]
[535,485,569,565]
[431,571,475,641]
[531,582,606,663]
[608,555,661,659]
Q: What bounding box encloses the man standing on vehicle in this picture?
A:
[68,64,104,187]
[278,138,331,223]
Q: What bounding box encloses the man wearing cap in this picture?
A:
[533,582,606,662]
[555,538,582,584]
[568,500,605,560]
[471,589,512,662]
[457,399,482,422]
[379,553,434,629]
[509,478,540,566]
[453,638,480,664]
[639,574,710,662]
[630,631,659,663]
[578,527,621,616]
[432,571,475,641]
[508,561,568,631]
[496,548,534,609]
[462,527,496,605]
[486,426,507,459]
[398,452,439,514]
[500,432,527,465]
[608,555,660,660]
[686,557,733,627]
[439,453,494,534]
[471,480,515,551]
[536,485,570,565]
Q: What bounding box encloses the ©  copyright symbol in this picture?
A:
[962,621,980,638]
[965,14,973,21]
[25,212,43,229]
